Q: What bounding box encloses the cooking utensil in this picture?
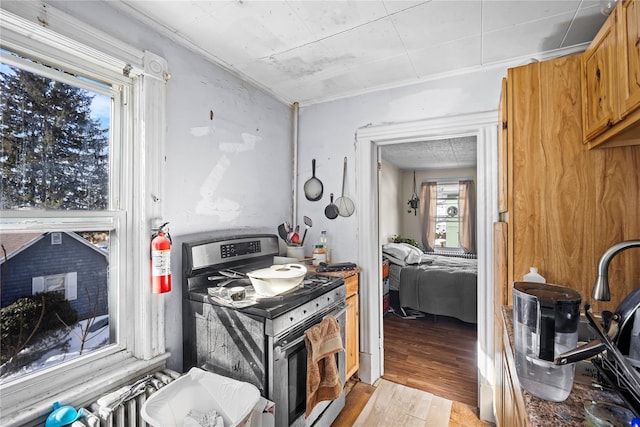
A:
[218,269,246,279]
[304,159,323,201]
[324,193,339,220]
[335,157,355,217]
[246,263,307,296]
[277,223,288,242]
[583,303,640,413]
[301,216,312,245]
[291,225,300,244]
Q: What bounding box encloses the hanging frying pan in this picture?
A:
[335,157,355,217]
[304,159,323,201]
[325,193,339,220]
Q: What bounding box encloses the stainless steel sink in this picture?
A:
[578,316,598,343]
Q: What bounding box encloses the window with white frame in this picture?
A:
[0,4,167,424]
[0,42,119,382]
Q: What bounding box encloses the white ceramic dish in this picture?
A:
[246,264,306,296]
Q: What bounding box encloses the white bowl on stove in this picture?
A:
[246,263,306,296]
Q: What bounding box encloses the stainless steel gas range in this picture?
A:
[182,233,346,427]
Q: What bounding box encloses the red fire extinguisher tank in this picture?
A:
[151,223,171,294]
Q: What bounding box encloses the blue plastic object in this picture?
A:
[44,401,84,427]
[631,417,640,427]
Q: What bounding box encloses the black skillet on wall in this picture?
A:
[304,159,323,201]
[325,193,339,220]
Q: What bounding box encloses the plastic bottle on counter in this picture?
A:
[320,231,331,264]
[312,244,327,267]
[523,267,545,283]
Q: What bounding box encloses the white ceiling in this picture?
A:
[113,0,610,170]
[116,0,609,106]
[380,136,477,170]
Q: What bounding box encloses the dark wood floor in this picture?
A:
[382,312,478,407]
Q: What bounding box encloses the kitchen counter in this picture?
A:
[502,307,626,426]
[307,264,361,279]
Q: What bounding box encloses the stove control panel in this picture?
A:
[185,234,279,272]
[220,240,261,259]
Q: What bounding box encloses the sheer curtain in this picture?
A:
[459,179,476,254]
[419,182,438,251]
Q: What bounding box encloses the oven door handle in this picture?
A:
[278,305,347,353]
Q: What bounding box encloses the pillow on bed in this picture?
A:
[382,243,430,265]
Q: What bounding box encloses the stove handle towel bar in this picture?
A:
[278,305,347,353]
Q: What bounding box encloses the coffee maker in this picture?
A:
[513,282,582,401]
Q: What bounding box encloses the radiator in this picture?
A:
[76,369,180,427]
[424,249,477,259]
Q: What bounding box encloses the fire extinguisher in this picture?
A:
[151,222,171,294]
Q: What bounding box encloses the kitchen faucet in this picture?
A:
[592,240,640,301]
[555,240,640,414]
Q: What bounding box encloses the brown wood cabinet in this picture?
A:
[306,266,360,382]
[499,320,529,427]
[497,53,640,315]
[345,273,359,381]
[494,52,640,425]
[582,0,640,148]
[493,222,510,426]
[582,5,619,141]
[620,0,640,115]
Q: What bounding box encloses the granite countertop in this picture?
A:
[502,307,626,427]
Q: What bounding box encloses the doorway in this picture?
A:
[355,111,498,422]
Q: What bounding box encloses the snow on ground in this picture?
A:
[1,315,110,383]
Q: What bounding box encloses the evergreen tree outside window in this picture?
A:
[0,60,110,210]
[0,52,114,381]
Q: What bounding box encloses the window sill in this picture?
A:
[0,351,170,426]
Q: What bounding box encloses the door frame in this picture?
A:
[355,111,498,422]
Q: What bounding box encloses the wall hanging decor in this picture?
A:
[407,170,420,215]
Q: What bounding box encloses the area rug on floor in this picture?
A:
[352,379,452,427]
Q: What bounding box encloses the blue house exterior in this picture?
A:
[0,232,109,321]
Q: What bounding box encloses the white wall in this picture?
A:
[379,161,403,244]
[297,68,505,264]
[45,1,293,372]
[402,167,477,243]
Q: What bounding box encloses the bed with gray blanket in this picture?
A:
[382,243,477,323]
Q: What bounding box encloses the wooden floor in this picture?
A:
[332,312,489,426]
[351,379,452,426]
[382,312,478,406]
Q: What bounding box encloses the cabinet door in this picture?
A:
[621,0,640,115]
[498,78,508,213]
[493,222,508,307]
[345,292,359,381]
[582,8,619,141]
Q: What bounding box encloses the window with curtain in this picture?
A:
[420,179,476,254]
